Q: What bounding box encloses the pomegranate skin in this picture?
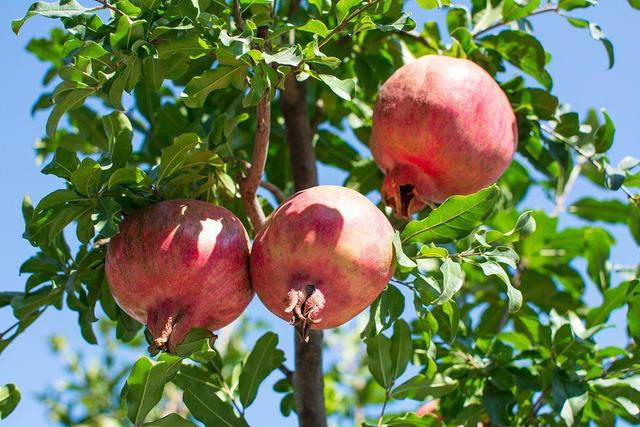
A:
[105,199,253,352]
[250,186,394,330]
[371,55,517,216]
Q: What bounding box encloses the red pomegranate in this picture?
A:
[370,55,517,217]
[250,186,394,340]
[105,199,253,353]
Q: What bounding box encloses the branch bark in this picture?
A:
[239,95,270,232]
[280,73,327,427]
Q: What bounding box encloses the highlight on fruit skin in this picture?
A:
[105,199,253,353]
[250,185,395,341]
[370,55,518,217]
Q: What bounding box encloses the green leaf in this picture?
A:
[584,228,612,291]
[318,74,356,101]
[479,261,522,312]
[12,0,90,35]
[0,384,21,419]
[391,374,458,400]
[586,281,633,327]
[482,31,551,89]
[157,34,212,59]
[125,355,183,425]
[47,87,95,138]
[569,198,629,223]
[552,370,588,427]
[110,16,146,52]
[183,381,249,427]
[175,328,214,357]
[502,0,540,21]
[392,231,417,271]
[298,19,330,37]
[41,147,79,180]
[417,0,451,8]
[377,13,416,32]
[263,46,303,66]
[630,0,640,9]
[109,56,142,111]
[367,334,393,388]
[390,320,412,380]
[432,258,464,305]
[182,66,247,108]
[594,109,615,153]
[144,414,197,427]
[102,111,133,167]
[157,133,201,183]
[401,185,500,244]
[559,0,596,11]
[109,167,150,189]
[70,158,102,196]
[238,332,285,408]
[92,198,121,237]
[432,300,459,344]
[336,0,361,22]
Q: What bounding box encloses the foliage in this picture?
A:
[3,0,640,425]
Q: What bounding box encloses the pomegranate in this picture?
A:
[250,185,394,340]
[370,55,517,217]
[105,199,253,353]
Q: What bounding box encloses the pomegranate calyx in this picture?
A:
[285,285,325,343]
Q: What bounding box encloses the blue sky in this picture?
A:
[0,1,638,425]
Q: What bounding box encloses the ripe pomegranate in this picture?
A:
[250,185,394,340]
[105,199,253,353]
[370,55,517,217]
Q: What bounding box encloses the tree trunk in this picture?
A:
[280,74,327,427]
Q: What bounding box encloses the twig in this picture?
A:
[260,180,287,203]
[377,391,391,427]
[318,0,384,48]
[472,4,560,37]
[551,158,584,217]
[529,388,550,418]
[239,94,270,232]
[232,0,244,32]
[279,364,294,383]
[541,124,635,200]
[94,0,124,15]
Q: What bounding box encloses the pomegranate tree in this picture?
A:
[250,185,394,339]
[370,55,518,217]
[105,199,253,353]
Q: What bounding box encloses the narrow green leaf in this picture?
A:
[367,334,393,388]
[434,258,464,305]
[0,384,21,419]
[183,381,249,427]
[336,0,361,22]
[156,133,201,183]
[594,109,615,153]
[391,374,458,400]
[41,147,79,180]
[46,87,95,138]
[125,355,183,425]
[238,332,285,408]
[402,185,500,244]
[479,261,522,312]
[12,0,89,35]
[318,74,356,101]
[390,320,412,380]
[569,198,628,223]
[182,66,247,108]
[298,19,330,37]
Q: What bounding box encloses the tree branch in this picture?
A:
[318,0,384,48]
[94,0,124,15]
[260,180,287,203]
[551,158,584,217]
[280,73,327,427]
[472,4,560,37]
[232,0,244,32]
[239,95,270,233]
